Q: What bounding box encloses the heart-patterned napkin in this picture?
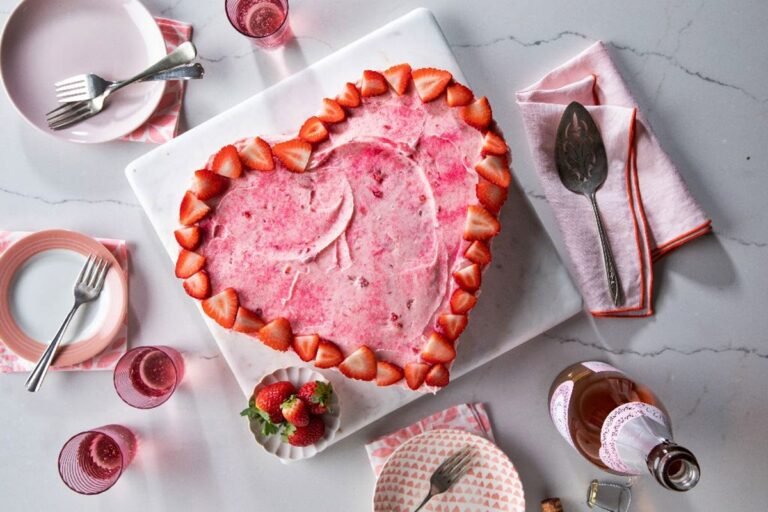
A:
[516,41,711,317]
[366,403,493,477]
[0,231,129,373]
[121,17,193,144]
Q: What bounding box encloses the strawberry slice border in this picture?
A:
[174,65,511,391]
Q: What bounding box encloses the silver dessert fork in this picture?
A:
[25,254,111,392]
[55,63,205,103]
[46,41,197,131]
[414,445,474,512]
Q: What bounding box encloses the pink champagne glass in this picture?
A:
[225,0,292,49]
[58,424,137,495]
[113,346,185,409]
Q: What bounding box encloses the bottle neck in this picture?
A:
[647,442,700,491]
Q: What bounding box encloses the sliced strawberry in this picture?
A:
[258,317,293,351]
[211,145,242,179]
[174,226,201,250]
[405,362,430,390]
[272,139,312,173]
[476,178,508,214]
[464,205,501,241]
[482,131,508,156]
[239,137,275,172]
[425,364,450,387]
[337,82,362,108]
[446,82,474,107]
[475,155,511,188]
[361,70,388,97]
[183,270,210,299]
[179,191,211,225]
[338,346,377,381]
[438,314,468,341]
[383,63,412,96]
[453,263,482,292]
[412,68,452,102]
[450,288,477,314]
[202,288,238,328]
[233,307,265,334]
[317,98,345,123]
[299,116,329,144]
[464,240,492,265]
[314,340,343,368]
[175,249,205,279]
[191,170,229,200]
[376,361,404,386]
[293,334,320,362]
[421,332,456,364]
[460,96,492,130]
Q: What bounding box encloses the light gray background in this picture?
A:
[1,1,766,511]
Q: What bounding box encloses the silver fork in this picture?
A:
[25,255,111,392]
[46,41,197,131]
[414,445,474,512]
[55,63,205,103]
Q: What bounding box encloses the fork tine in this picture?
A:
[84,256,100,286]
[49,106,95,130]
[46,101,88,122]
[76,255,93,284]
[57,94,92,104]
[434,447,468,473]
[445,449,473,480]
[55,83,88,94]
[54,75,86,87]
[56,87,89,99]
[93,260,111,292]
[89,258,106,287]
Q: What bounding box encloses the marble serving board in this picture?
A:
[125,8,581,451]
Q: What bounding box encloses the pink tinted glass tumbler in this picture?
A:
[225,0,291,48]
[58,424,137,495]
[114,346,184,409]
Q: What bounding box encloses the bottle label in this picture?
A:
[582,361,622,374]
[599,402,672,474]
[549,380,575,448]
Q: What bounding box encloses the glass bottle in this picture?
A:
[548,361,700,491]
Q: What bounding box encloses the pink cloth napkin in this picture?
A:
[121,17,193,144]
[0,232,129,373]
[365,403,493,477]
[516,41,711,317]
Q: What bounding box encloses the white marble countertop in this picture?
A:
[1,1,766,511]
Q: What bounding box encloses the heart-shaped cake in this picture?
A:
[174,65,511,391]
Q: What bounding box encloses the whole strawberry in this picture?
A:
[283,415,325,447]
[241,381,296,435]
[281,395,309,427]
[297,381,333,415]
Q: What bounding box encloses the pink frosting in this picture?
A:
[199,90,483,366]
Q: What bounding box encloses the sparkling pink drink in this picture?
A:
[225,0,291,49]
[58,425,136,495]
[114,346,184,409]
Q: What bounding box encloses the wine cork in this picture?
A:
[541,497,564,512]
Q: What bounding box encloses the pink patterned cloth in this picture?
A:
[120,17,193,144]
[0,232,129,373]
[516,41,711,317]
[366,403,493,477]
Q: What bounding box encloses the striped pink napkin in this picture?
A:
[0,232,129,373]
[121,17,193,144]
[366,403,493,477]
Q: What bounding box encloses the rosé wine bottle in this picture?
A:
[548,361,700,491]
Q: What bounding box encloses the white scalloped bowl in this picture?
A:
[247,366,341,462]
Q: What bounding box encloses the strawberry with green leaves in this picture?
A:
[240,381,296,435]
[297,380,333,415]
[283,415,325,447]
[280,395,310,427]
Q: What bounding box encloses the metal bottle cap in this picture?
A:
[587,480,632,512]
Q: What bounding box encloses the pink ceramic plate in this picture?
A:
[373,429,525,512]
[0,0,166,143]
[0,230,127,367]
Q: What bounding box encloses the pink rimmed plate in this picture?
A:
[0,0,166,143]
[0,230,127,367]
[373,429,525,512]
